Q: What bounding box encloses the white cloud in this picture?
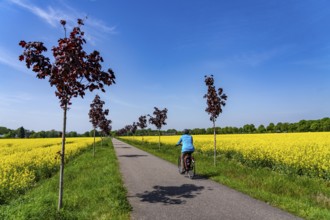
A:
[9,0,62,27]
[8,0,117,43]
[87,17,117,34]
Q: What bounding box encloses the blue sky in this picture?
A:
[0,0,329,133]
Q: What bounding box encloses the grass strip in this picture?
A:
[120,138,330,220]
[0,139,131,220]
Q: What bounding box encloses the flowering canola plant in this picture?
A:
[0,137,99,201]
[122,132,330,179]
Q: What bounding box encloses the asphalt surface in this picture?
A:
[112,138,302,220]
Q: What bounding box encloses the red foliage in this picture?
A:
[203,75,227,122]
[89,95,112,135]
[148,107,168,130]
[19,19,115,108]
[137,115,147,129]
[89,95,107,126]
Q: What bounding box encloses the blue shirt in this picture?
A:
[177,134,195,153]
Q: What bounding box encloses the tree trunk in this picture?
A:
[158,129,161,149]
[58,103,67,210]
[93,128,96,157]
[213,120,216,166]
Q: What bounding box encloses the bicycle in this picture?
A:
[178,152,195,179]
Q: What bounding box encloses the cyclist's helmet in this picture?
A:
[183,129,189,134]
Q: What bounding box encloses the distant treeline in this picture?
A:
[117,117,330,136]
[1,117,330,138]
[0,127,104,138]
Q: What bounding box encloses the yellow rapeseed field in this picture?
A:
[0,137,98,199]
[122,132,330,179]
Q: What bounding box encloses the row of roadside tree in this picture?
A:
[1,117,330,139]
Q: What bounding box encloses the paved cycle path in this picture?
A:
[112,138,301,220]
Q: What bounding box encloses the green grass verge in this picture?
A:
[0,139,131,220]
[119,138,330,220]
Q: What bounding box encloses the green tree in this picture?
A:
[166,129,177,135]
[310,122,320,132]
[90,130,100,137]
[288,123,297,132]
[0,126,10,135]
[17,126,25,138]
[243,124,256,133]
[206,127,213,134]
[275,122,283,132]
[215,127,222,134]
[4,131,15,138]
[257,125,266,133]
[28,130,36,138]
[191,128,206,135]
[48,129,60,137]
[232,127,239,134]
[297,120,309,132]
[238,127,244,133]
[281,123,289,133]
[321,118,330,131]
[266,123,275,133]
[67,131,78,137]
[39,131,46,138]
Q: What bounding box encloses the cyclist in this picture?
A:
[176,129,195,173]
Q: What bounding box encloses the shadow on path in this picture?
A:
[136,184,204,205]
[190,174,209,180]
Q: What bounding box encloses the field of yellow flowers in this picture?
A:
[0,137,98,203]
[122,132,330,179]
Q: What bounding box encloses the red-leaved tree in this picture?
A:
[203,75,227,166]
[137,115,147,141]
[19,19,115,210]
[148,107,168,149]
[115,128,127,136]
[99,112,112,147]
[99,116,112,137]
[124,125,133,136]
[89,94,109,156]
[131,122,138,135]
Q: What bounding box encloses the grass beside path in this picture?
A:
[120,138,330,220]
[0,139,131,220]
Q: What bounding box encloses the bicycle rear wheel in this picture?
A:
[187,161,195,179]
